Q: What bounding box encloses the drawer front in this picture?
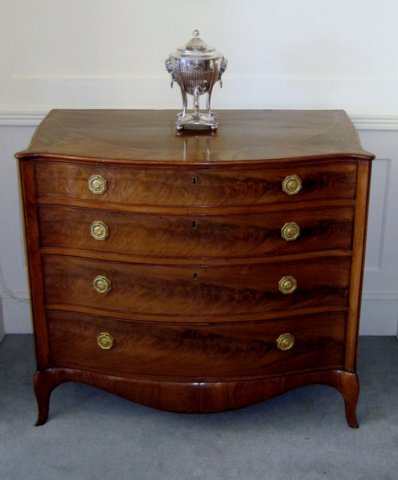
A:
[43,255,351,317]
[47,311,345,378]
[35,161,357,207]
[39,205,354,258]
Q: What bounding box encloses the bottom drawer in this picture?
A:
[47,311,345,380]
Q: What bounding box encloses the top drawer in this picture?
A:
[35,161,357,207]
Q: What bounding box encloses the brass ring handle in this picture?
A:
[278,275,297,295]
[282,175,302,196]
[90,221,109,241]
[88,174,108,195]
[276,333,295,351]
[93,275,112,294]
[281,222,301,242]
[97,332,114,350]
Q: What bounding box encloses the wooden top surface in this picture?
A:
[17,109,374,165]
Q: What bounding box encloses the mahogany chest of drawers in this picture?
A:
[17,109,374,427]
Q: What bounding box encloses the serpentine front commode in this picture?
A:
[165,30,227,131]
[16,109,374,427]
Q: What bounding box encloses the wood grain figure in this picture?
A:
[16,109,374,427]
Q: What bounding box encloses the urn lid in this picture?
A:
[171,30,224,60]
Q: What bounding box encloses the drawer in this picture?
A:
[39,205,354,258]
[35,161,357,207]
[42,255,351,318]
[47,310,345,379]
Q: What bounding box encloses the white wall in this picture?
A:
[1,0,398,113]
[1,0,398,335]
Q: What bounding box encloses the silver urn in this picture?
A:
[165,30,227,131]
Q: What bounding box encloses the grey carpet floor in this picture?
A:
[0,335,397,480]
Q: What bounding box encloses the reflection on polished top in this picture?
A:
[18,109,372,164]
